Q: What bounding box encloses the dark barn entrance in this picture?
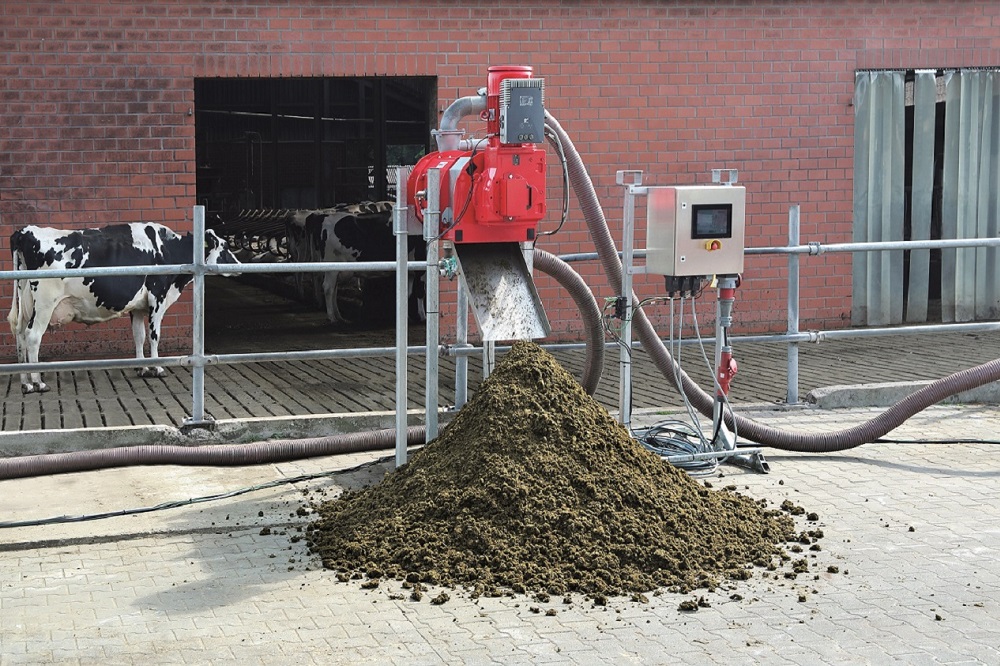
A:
[194,76,435,216]
[193,77,436,346]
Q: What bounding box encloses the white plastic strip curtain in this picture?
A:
[854,69,1000,324]
[904,71,937,322]
[940,69,1000,322]
[852,71,905,325]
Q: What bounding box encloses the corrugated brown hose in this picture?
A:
[0,246,604,480]
[532,248,604,395]
[0,427,428,480]
[544,109,1000,453]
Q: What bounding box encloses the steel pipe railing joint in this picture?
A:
[184,353,221,369]
[443,343,476,357]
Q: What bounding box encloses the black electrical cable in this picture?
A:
[632,420,719,475]
[0,455,394,530]
[622,293,726,475]
[603,295,675,360]
[536,125,570,240]
[432,137,488,242]
[602,297,631,358]
[689,296,739,446]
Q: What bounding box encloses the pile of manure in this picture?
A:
[308,341,802,597]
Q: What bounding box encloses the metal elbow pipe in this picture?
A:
[436,94,486,151]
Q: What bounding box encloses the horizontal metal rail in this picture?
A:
[747,236,1000,255]
[1,346,439,376]
[2,209,999,427]
[5,317,999,377]
[0,261,428,281]
[556,236,1000,264]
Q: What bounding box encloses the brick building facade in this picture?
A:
[2,1,998,361]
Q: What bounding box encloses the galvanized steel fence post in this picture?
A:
[786,205,800,404]
[454,284,470,409]
[616,170,643,427]
[424,167,441,442]
[394,167,410,466]
[184,205,209,427]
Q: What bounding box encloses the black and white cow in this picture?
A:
[284,203,425,324]
[285,207,333,308]
[8,223,239,394]
[319,209,426,324]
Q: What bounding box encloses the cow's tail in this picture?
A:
[7,232,29,338]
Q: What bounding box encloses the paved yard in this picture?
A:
[2,404,998,664]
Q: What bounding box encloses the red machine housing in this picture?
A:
[407,66,546,244]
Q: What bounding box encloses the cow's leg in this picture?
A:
[130,312,159,378]
[21,331,49,393]
[8,283,31,393]
[312,272,325,309]
[138,307,167,378]
[12,318,38,394]
[323,271,348,323]
[409,273,427,323]
[19,293,59,394]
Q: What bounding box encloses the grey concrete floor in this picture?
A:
[1,404,999,664]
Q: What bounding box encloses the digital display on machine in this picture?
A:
[691,204,733,239]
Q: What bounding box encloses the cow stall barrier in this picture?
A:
[557,216,1000,405]
[0,201,607,479]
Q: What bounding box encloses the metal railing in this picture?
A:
[757,205,1000,403]
[2,204,999,436]
[583,193,1000,406]
[0,206,430,431]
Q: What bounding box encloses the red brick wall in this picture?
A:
[2,0,999,361]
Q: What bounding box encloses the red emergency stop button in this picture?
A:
[705,239,722,251]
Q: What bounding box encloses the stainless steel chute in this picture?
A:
[454,242,550,341]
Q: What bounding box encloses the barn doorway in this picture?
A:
[194,76,435,216]
[193,76,436,350]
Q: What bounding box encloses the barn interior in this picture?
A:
[193,76,436,351]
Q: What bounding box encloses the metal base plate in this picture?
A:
[454,242,551,341]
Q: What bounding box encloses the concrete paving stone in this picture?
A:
[753,647,825,665]
[672,653,724,666]
[791,641,862,666]
[921,646,996,665]
[393,655,456,666]
[434,650,503,665]
[900,653,959,666]
[526,630,596,654]
[944,644,1000,665]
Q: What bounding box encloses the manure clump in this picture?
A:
[308,341,799,596]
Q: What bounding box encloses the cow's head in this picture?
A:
[205,229,240,275]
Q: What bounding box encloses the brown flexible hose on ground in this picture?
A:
[0,427,428,480]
